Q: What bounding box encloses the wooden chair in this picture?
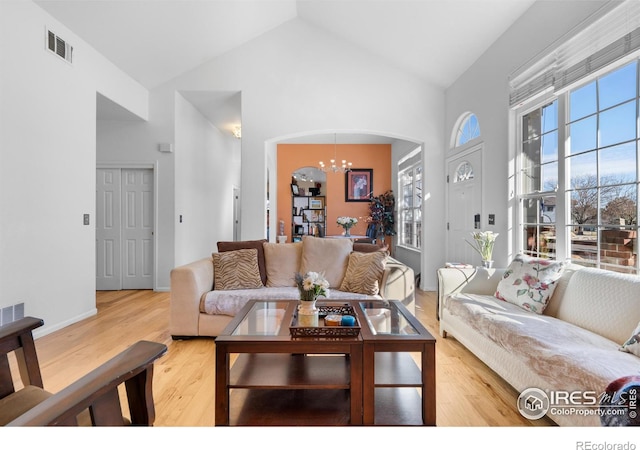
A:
[0,316,167,426]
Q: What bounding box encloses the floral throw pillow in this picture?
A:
[619,321,640,358]
[495,254,565,314]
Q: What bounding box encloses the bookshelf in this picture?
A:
[292,195,326,241]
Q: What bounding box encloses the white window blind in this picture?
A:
[509,0,640,108]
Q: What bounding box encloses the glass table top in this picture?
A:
[358,300,419,336]
[231,301,289,336]
[229,299,421,337]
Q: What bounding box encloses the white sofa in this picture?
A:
[170,236,415,338]
[438,263,640,426]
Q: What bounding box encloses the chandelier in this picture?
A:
[319,134,352,173]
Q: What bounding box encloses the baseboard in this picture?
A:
[33,308,98,339]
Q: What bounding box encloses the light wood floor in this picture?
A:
[26,289,555,427]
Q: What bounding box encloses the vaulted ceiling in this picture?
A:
[35,0,536,90]
[36,0,536,140]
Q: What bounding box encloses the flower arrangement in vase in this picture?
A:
[294,271,329,327]
[336,216,358,237]
[295,271,329,301]
[466,231,499,268]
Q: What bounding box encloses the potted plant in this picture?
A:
[368,190,396,245]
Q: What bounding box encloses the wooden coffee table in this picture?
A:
[214,299,435,426]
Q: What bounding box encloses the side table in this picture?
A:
[357,300,436,425]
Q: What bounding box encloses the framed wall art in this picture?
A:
[345,169,373,202]
[309,197,324,209]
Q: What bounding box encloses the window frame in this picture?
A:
[397,161,422,251]
[514,58,640,274]
[453,113,481,148]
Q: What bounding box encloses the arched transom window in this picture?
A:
[455,113,481,147]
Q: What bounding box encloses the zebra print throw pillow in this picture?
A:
[213,248,263,290]
[339,250,388,295]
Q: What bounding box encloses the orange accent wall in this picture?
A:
[276,143,391,241]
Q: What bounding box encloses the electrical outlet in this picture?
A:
[83,214,90,225]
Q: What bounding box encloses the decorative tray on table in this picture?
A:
[290,304,361,337]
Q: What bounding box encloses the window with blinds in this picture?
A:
[509,1,640,108]
[514,40,640,274]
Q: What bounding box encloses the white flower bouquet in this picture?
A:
[336,216,358,231]
[294,271,329,301]
[466,231,499,261]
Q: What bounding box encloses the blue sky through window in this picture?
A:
[456,113,480,146]
[568,60,639,185]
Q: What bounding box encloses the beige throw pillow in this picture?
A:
[263,242,303,287]
[299,236,353,288]
[339,250,388,295]
[212,248,263,290]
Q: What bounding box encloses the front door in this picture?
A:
[446,147,483,265]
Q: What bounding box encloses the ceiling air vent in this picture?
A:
[46,29,73,64]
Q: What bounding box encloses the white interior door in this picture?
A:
[446,148,482,265]
[96,169,122,290]
[96,168,154,290]
[122,169,154,289]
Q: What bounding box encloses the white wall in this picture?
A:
[141,18,445,289]
[174,92,241,265]
[444,0,610,268]
[0,0,148,336]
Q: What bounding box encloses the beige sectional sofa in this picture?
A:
[170,236,415,338]
[438,260,640,426]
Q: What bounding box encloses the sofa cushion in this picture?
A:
[299,236,352,288]
[263,242,302,287]
[620,321,640,357]
[0,386,52,426]
[339,250,388,295]
[212,248,263,290]
[217,239,267,285]
[444,292,640,405]
[555,268,640,344]
[541,263,583,318]
[495,254,565,314]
